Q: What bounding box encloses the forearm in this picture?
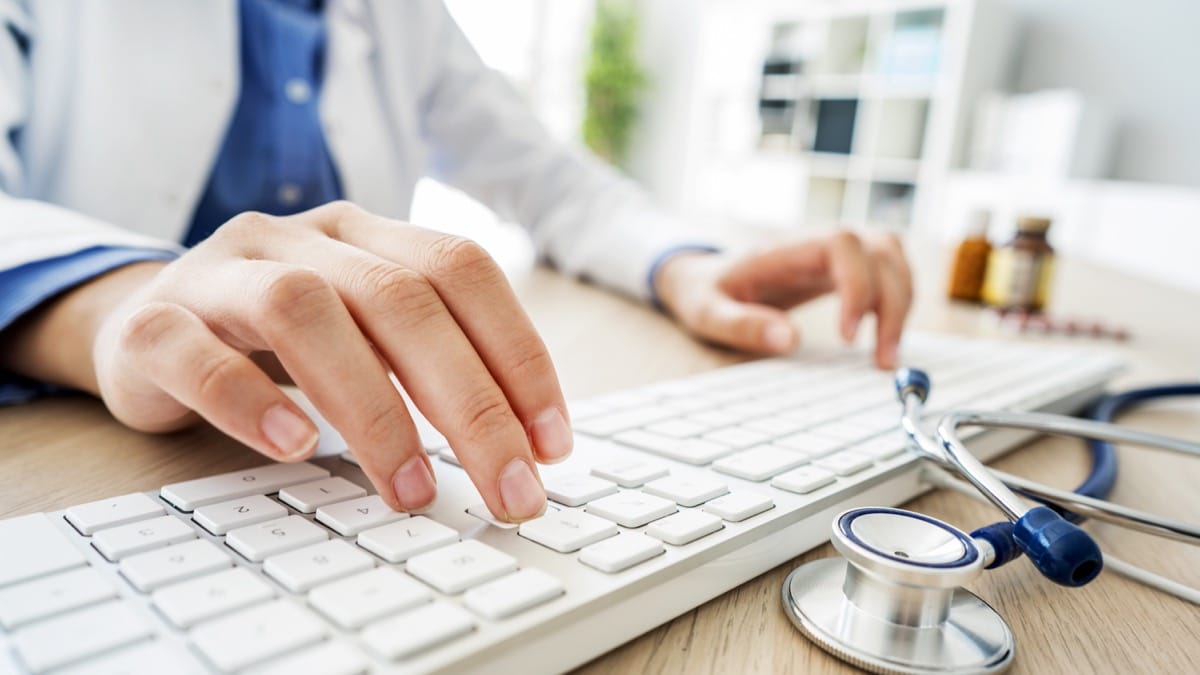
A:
[0,261,166,395]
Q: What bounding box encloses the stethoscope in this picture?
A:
[782,368,1200,675]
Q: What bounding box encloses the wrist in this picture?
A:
[1,261,166,395]
[648,245,720,313]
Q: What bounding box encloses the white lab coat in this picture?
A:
[0,0,696,300]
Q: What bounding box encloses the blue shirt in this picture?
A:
[0,0,341,402]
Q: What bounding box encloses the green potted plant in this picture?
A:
[582,0,647,168]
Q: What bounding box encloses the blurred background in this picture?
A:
[413,0,1200,293]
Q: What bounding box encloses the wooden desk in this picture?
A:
[2,251,1198,674]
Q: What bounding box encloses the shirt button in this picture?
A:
[277,183,303,206]
[285,78,312,104]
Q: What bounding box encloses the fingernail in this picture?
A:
[529,408,572,462]
[391,455,437,512]
[764,322,795,353]
[499,458,546,522]
[261,404,318,459]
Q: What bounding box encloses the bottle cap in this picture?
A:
[965,209,991,238]
[1016,216,1052,234]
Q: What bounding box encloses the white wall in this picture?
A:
[1009,0,1200,187]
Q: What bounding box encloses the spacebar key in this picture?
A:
[161,463,330,512]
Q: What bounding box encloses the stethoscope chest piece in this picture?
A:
[783,507,1014,674]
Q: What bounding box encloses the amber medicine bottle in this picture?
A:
[946,210,992,302]
[981,216,1055,311]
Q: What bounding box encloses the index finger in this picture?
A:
[317,205,572,465]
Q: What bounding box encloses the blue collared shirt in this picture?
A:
[0,0,341,402]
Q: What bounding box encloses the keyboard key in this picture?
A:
[193,495,287,536]
[405,540,518,594]
[439,447,462,466]
[711,445,807,481]
[56,640,194,675]
[0,514,87,587]
[92,515,195,561]
[771,466,837,494]
[857,436,910,460]
[645,510,724,546]
[315,495,407,536]
[613,430,733,465]
[463,568,564,620]
[773,432,845,457]
[808,421,877,444]
[309,567,431,630]
[519,509,618,553]
[574,406,675,436]
[585,492,677,528]
[12,600,153,673]
[357,516,459,563]
[226,516,328,562]
[465,503,522,530]
[190,599,327,673]
[703,492,775,522]
[119,539,231,592]
[278,477,367,513]
[813,450,874,476]
[702,427,772,450]
[738,416,809,437]
[590,460,669,488]
[544,474,618,507]
[161,462,329,511]
[152,567,275,629]
[642,475,729,507]
[64,493,164,535]
[362,602,475,661]
[245,641,368,675]
[0,567,117,630]
[579,532,664,573]
[683,409,743,428]
[643,418,709,438]
[263,539,374,593]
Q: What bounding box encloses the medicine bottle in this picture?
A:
[945,209,992,303]
[981,216,1054,311]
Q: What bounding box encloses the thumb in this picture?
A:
[687,295,798,355]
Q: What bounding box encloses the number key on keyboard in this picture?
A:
[161,462,329,512]
[308,567,431,630]
[190,599,328,672]
[544,474,619,507]
[64,493,164,535]
[585,492,677,528]
[226,515,328,562]
[463,568,564,620]
[193,495,287,536]
[518,509,618,553]
[315,495,407,536]
[152,567,276,629]
[642,475,729,507]
[278,477,366,513]
[92,515,195,561]
[357,516,458,563]
[405,540,518,594]
[263,539,375,593]
[119,538,231,592]
[579,532,664,573]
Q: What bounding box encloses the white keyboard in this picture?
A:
[0,334,1121,674]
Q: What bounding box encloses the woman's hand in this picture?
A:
[653,231,913,369]
[8,202,570,523]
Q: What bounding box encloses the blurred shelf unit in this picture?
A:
[680,0,1014,232]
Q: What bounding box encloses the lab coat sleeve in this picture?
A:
[416,3,717,302]
[0,0,182,275]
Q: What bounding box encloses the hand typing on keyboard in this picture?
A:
[0,201,911,526]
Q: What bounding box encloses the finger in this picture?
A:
[825,232,877,342]
[315,204,570,465]
[868,241,912,367]
[111,301,319,460]
[179,256,433,513]
[270,235,548,523]
[686,292,798,355]
[717,242,833,306]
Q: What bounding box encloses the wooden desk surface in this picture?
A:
[2,248,1198,674]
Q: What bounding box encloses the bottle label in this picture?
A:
[982,249,1053,309]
